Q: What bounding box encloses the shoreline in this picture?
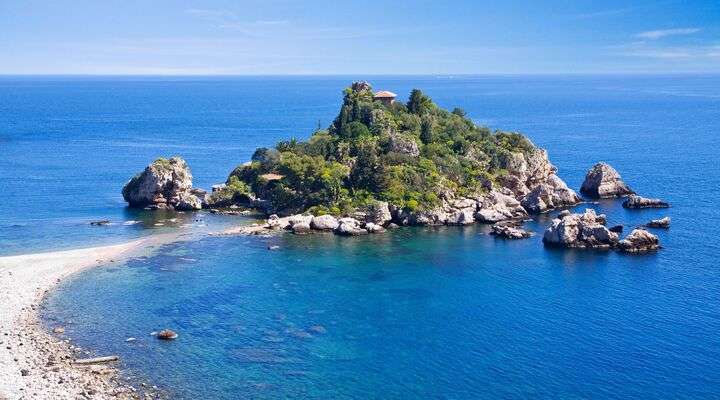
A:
[0,232,189,399]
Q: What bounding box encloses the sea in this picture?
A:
[1,75,719,398]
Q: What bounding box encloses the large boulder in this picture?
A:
[335,218,368,236]
[542,209,618,249]
[122,157,205,210]
[310,215,339,231]
[618,229,660,253]
[580,162,634,198]
[623,195,670,209]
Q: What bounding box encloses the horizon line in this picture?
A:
[1,72,719,78]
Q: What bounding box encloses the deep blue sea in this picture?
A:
[1,75,719,398]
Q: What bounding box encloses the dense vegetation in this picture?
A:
[215,81,535,215]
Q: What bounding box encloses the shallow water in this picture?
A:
[3,74,719,398]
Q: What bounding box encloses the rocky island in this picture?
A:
[121,82,667,254]
[124,81,581,235]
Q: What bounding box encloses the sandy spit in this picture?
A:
[0,233,186,400]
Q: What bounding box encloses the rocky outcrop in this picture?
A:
[496,148,581,213]
[387,133,420,157]
[336,218,368,236]
[542,209,618,249]
[622,195,670,209]
[490,222,532,239]
[474,191,528,223]
[365,201,392,225]
[580,162,634,198]
[646,217,670,229]
[310,215,339,231]
[122,157,207,210]
[521,174,582,213]
[618,229,660,253]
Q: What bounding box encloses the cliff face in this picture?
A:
[122,157,207,210]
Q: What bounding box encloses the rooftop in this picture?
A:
[373,90,397,99]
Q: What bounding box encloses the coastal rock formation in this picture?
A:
[618,229,660,253]
[474,191,528,223]
[542,209,618,249]
[521,174,582,213]
[580,162,634,198]
[646,217,671,229]
[490,222,532,239]
[492,149,581,214]
[365,201,392,225]
[622,195,670,209]
[122,157,207,210]
[310,215,339,231]
[496,149,581,213]
[336,218,368,236]
[365,222,386,233]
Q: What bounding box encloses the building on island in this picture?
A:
[373,90,397,106]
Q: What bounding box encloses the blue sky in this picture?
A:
[1,0,718,74]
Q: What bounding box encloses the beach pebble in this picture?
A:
[157,329,178,340]
[20,369,30,376]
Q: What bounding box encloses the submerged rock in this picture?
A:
[122,157,206,210]
[622,195,670,209]
[646,216,671,229]
[542,209,618,249]
[618,229,660,253]
[580,162,634,198]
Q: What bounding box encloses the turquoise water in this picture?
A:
[2,75,719,398]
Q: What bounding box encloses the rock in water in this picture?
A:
[122,157,207,210]
[157,329,178,340]
[490,223,532,239]
[542,209,618,249]
[580,162,634,198]
[335,218,368,236]
[618,229,660,253]
[622,195,669,209]
[646,217,670,229]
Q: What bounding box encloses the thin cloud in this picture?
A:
[635,28,701,40]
